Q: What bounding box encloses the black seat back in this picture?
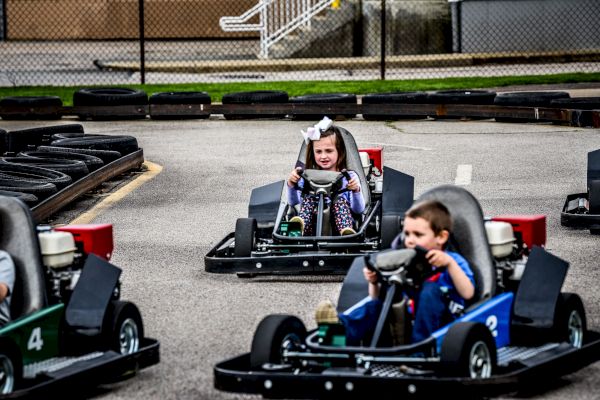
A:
[0,196,48,319]
[416,185,496,303]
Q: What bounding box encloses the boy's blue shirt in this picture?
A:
[433,251,475,305]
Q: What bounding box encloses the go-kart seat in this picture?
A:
[416,185,496,304]
[294,126,371,220]
[0,196,48,320]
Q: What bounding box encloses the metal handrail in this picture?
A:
[220,0,335,58]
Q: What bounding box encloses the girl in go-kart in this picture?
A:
[286,117,365,236]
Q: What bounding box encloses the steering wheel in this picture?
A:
[365,245,434,288]
[295,167,353,199]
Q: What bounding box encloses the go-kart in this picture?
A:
[204,126,415,276]
[214,185,600,398]
[0,196,159,397]
[561,149,600,234]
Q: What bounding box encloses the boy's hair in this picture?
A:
[305,126,347,171]
[405,200,453,235]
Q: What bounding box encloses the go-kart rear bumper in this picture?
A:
[205,233,373,275]
[561,193,600,230]
[214,333,600,398]
[3,338,160,399]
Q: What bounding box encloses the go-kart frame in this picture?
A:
[561,149,600,234]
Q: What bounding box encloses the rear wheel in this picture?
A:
[380,215,402,249]
[250,314,307,369]
[440,322,496,378]
[103,301,144,355]
[234,218,257,257]
[554,293,586,348]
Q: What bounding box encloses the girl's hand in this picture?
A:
[426,249,454,268]
[346,177,360,192]
[363,267,378,284]
[287,168,301,187]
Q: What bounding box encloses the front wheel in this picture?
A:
[234,218,257,257]
[103,301,144,355]
[440,322,496,378]
[554,293,586,348]
[0,338,22,394]
[250,314,307,370]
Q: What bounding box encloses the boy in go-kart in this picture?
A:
[317,200,475,344]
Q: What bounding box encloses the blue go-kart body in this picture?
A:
[214,185,600,398]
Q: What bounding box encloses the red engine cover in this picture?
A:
[55,224,114,260]
[492,215,546,250]
[358,147,383,172]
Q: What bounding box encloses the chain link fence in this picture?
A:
[0,0,599,87]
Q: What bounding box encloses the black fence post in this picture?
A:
[380,0,386,80]
[139,0,146,84]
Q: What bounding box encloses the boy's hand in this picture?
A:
[426,249,454,268]
[346,177,360,192]
[363,267,378,283]
[287,168,301,187]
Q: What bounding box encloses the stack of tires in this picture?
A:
[0,123,139,206]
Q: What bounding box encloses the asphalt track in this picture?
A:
[1,100,600,399]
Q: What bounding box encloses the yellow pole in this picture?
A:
[332,0,340,9]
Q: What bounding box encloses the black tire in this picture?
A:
[0,96,62,120]
[380,215,402,249]
[0,337,23,394]
[1,157,89,181]
[222,90,289,120]
[102,300,144,355]
[50,135,138,155]
[550,97,600,110]
[50,131,86,141]
[427,90,497,105]
[0,189,38,206]
[290,93,357,120]
[0,163,71,189]
[589,180,600,214]
[149,91,211,120]
[440,322,496,378]
[0,181,57,200]
[494,91,571,123]
[362,92,429,120]
[19,150,104,172]
[553,293,586,348]
[234,218,257,257]
[37,145,122,164]
[5,124,84,153]
[250,314,307,369]
[73,88,148,106]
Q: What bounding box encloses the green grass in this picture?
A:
[1,72,599,105]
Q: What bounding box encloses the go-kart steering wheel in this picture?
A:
[295,167,353,199]
[365,245,435,288]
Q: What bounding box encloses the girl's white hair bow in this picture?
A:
[301,116,333,144]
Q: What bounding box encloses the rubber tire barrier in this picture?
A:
[0,163,72,190]
[494,91,571,123]
[37,146,122,164]
[427,90,497,105]
[550,97,600,110]
[0,189,39,206]
[149,91,211,120]
[362,92,429,120]
[222,90,289,120]
[290,93,357,120]
[1,157,89,181]
[19,150,104,172]
[0,96,63,120]
[50,131,86,141]
[4,124,84,154]
[0,180,57,200]
[50,135,138,155]
[73,88,148,120]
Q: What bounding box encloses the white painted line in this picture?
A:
[362,142,432,151]
[455,164,472,186]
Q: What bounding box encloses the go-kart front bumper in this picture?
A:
[561,193,600,231]
[3,338,160,399]
[214,332,600,398]
[205,233,375,275]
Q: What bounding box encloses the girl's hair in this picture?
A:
[305,126,347,171]
[405,200,453,236]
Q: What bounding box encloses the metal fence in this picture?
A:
[0,0,599,87]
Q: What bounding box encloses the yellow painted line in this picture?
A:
[70,160,163,224]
